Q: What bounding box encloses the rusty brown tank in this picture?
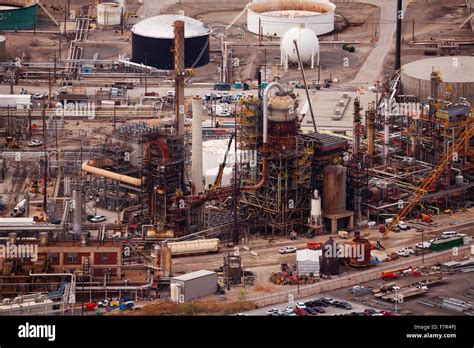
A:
[322,164,347,215]
[267,95,297,150]
[348,232,372,267]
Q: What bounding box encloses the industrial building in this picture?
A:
[170,270,218,302]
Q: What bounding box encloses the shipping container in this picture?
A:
[430,237,464,252]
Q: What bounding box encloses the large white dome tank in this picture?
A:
[280,25,319,71]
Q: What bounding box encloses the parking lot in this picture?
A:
[242,294,388,317]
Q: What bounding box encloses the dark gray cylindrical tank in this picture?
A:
[322,164,347,214]
[131,14,210,70]
[320,237,340,275]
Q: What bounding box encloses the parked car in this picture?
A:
[295,302,306,309]
[363,308,378,316]
[397,247,415,257]
[293,308,308,316]
[278,246,297,254]
[266,309,279,315]
[397,222,410,230]
[305,307,318,315]
[379,310,396,316]
[33,93,45,100]
[97,298,111,308]
[319,298,334,306]
[90,215,106,223]
[28,140,44,147]
[312,306,325,314]
[339,301,353,310]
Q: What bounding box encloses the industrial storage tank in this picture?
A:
[348,231,372,267]
[322,164,346,214]
[267,94,298,149]
[0,36,6,61]
[97,2,122,27]
[281,25,319,71]
[247,0,335,38]
[131,15,210,70]
[401,56,474,105]
[320,237,340,275]
[0,0,37,30]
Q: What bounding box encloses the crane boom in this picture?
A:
[211,133,235,189]
[386,126,474,234]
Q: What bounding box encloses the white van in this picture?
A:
[441,231,457,239]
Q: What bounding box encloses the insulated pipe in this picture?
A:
[263,81,285,144]
[72,186,82,236]
[241,158,267,191]
[383,76,399,164]
[81,160,142,186]
[191,96,204,194]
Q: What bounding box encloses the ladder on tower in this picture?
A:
[386,126,474,234]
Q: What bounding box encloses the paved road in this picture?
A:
[348,0,409,87]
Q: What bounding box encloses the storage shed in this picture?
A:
[296,249,321,275]
[170,270,218,302]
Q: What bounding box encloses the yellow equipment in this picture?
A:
[386,126,474,235]
[210,133,234,189]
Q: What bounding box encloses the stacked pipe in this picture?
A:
[174,20,185,136]
[366,102,376,167]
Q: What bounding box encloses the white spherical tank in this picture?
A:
[280,25,319,71]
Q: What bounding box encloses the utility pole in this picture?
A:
[121,8,124,36]
[53,54,57,83]
[48,68,52,108]
[412,19,415,42]
[58,30,62,60]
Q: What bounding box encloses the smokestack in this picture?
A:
[353,97,362,156]
[395,0,402,71]
[72,187,82,235]
[174,20,185,137]
[191,96,204,194]
[366,103,376,167]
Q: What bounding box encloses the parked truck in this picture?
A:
[168,238,219,257]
